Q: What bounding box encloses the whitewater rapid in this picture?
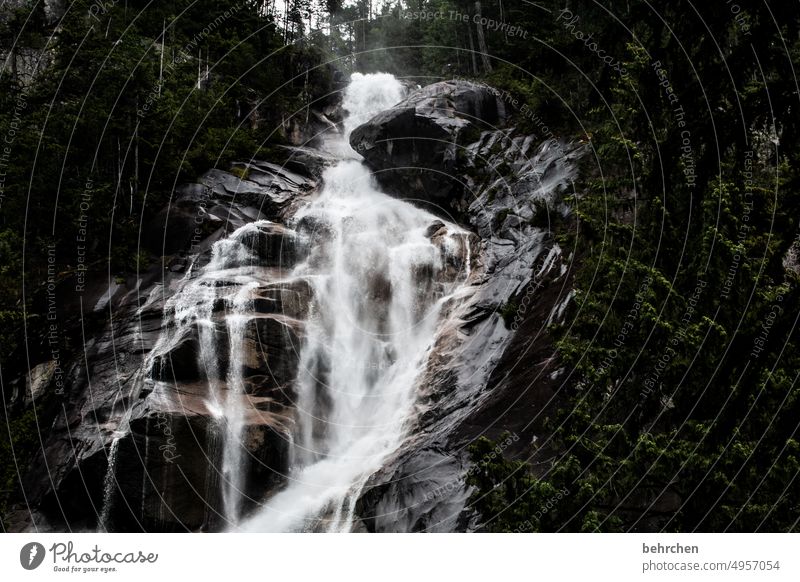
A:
[239,73,469,532]
[132,73,469,532]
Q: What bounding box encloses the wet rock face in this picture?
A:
[350,83,585,532]
[103,283,302,532]
[15,154,320,533]
[109,393,292,532]
[13,81,582,534]
[357,448,473,533]
[349,80,505,214]
[149,311,303,388]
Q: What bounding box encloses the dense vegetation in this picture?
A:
[449,1,800,532]
[2,0,799,531]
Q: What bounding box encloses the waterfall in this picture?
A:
[240,73,471,532]
[138,220,280,527]
[98,436,121,532]
[118,72,470,533]
[220,280,258,521]
[323,72,405,158]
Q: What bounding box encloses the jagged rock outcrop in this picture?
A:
[351,87,585,533]
[349,80,506,215]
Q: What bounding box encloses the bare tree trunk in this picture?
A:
[474,1,492,73]
[499,0,508,46]
[283,1,289,42]
[467,21,479,75]
[303,71,310,125]
[348,22,354,53]
[116,137,122,204]
[134,98,139,201]
[158,19,165,95]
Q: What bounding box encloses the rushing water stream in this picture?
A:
[99,73,471,532]
[241,73,470,532]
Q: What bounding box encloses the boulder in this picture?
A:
[24,361,58,406]
[237,222,299,267]
[276,145,339,179]
[349,80,505,213]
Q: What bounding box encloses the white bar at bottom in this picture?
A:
[0,533,797,581]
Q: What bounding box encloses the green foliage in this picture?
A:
[0,394,52,530]
[498,299,518,328]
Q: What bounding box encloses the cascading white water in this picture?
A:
[113,72,469,533]
[341,72,405,137]
[140,221,278,526]
[98,436,121,531]
[220,280,258,521]
[240,73,470,532]
[323,72,406,158]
